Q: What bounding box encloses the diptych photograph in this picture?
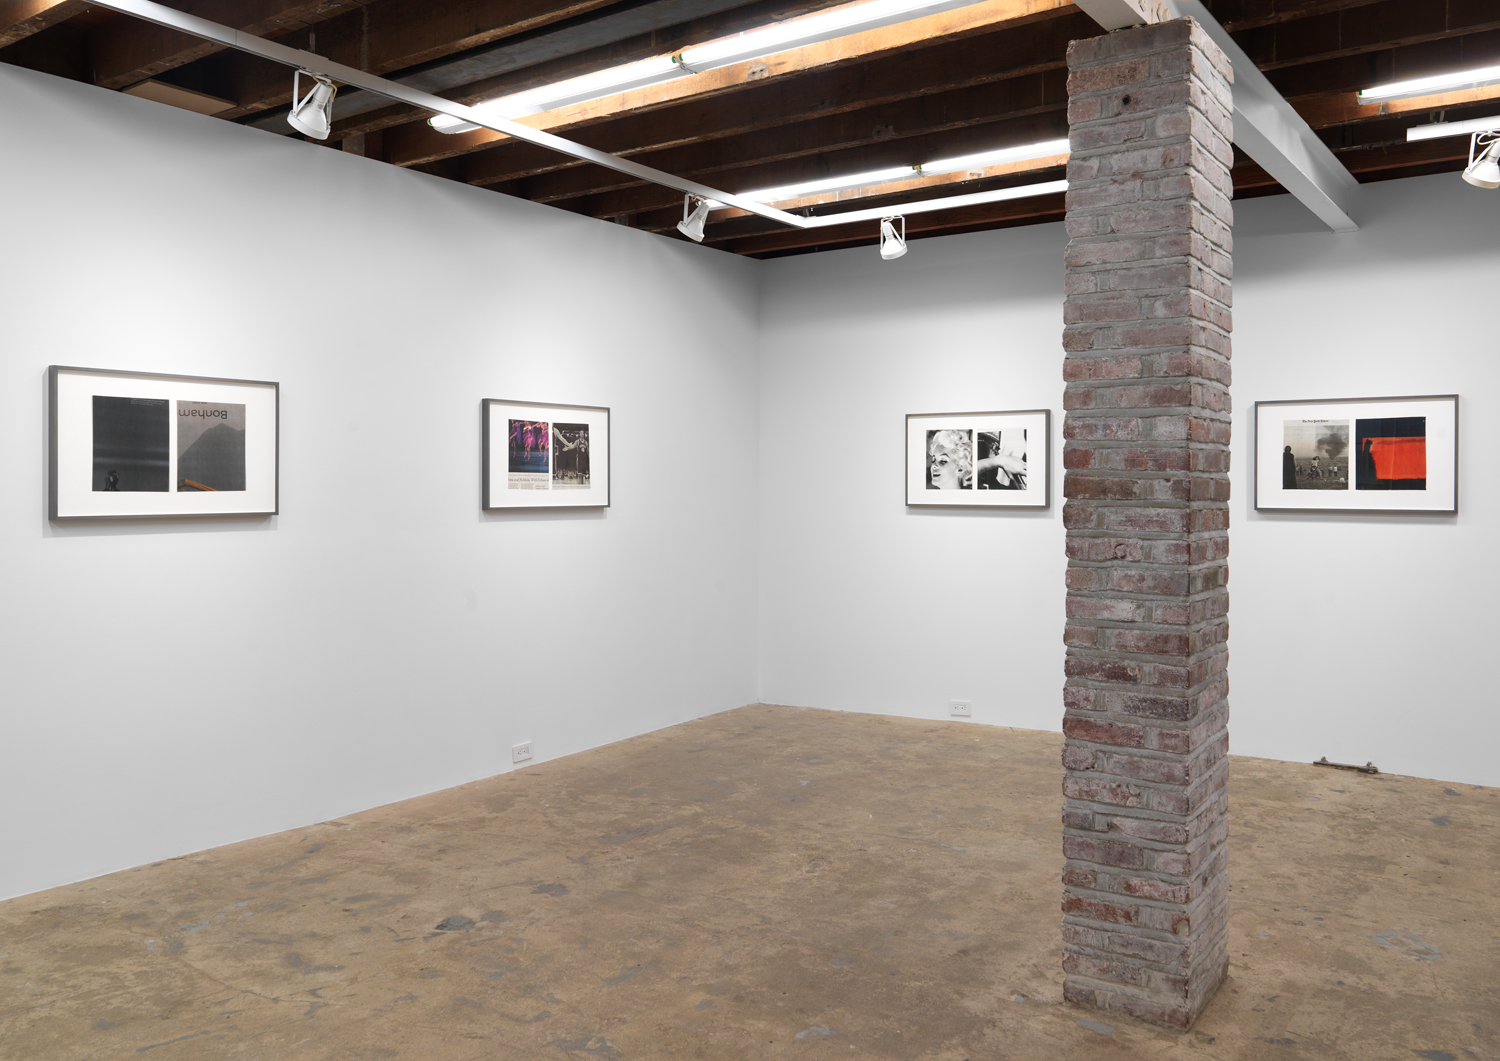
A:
[483,400,610,509]
[906,410,1049,508]
[1256,395,1456,513]
[51,366,278,520]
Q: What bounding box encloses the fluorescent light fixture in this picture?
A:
[810,178,1067,226]
[677,0,981,70]
[920,138,1071,175]
[430,0,987,132]
[1357,62,1500,105]
[287,70,337,139]
[741,165,915,203]
[1407,114,1500,141]
[735,139,1070,205]
[1463,132,1500,189]
[879,215,907,259]
[677,195,712,241]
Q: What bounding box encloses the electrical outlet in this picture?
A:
[950,700,972,717]
[512,742,533,763]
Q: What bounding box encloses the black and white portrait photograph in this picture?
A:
[483,399,609,510]
[907,410,1049,509]
[552,423,590,489]
[925,429,972,490]
[1255,395,1456,514]
[52,366,279,520]
[177,400,246,492]
[92,394,169,493]
[1280,420,1348,490]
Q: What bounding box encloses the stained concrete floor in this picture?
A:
[2,704,1497,1061]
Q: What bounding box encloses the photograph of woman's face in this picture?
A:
[926,429,973,490]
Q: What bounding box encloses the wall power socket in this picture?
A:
[512,742,533,763]
[950,700,972,717]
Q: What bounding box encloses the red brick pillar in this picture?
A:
[1059,18,1233,1028]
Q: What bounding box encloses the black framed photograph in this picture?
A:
[482,399,610,510]
[905,408,1050,508]
[1254,395,1458,514]
[49,365,279,521]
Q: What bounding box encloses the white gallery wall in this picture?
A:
[757,174,1500,791]
[756,223,1069,735]
[0,64,762,901]
[4,61,1499,903]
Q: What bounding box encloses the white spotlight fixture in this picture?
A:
[677,194,712,242]
[879,215,907,260]
[287,70,337,139]
[1463,131,1500,189]
[1357,62,1500,106]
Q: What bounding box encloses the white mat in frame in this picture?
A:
[50,365,278,520]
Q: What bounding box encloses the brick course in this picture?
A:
[1061,17,1232,1029]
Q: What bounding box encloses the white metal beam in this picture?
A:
[1071,0,1360,232]
[84,0,810,230]
[84,0,1066,236]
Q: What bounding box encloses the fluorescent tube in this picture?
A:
[1407,114,1500,141]
[736,139,1069,205]
[741,165,916,203]
[1358,63,1500,105]
[429,0,988,132]
[800,178,1068,228]
[677,0,984,71]
[920,138,1071,175]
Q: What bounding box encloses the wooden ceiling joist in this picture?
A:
[0,0,88,48]
[3,0,1497,257]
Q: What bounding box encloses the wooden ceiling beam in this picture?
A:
[261,0,850,138]
[1235,0,1500,73]
[0,0,89,48]
[554,106,1068,219]
[395,8,1088,206]
[1266,27,1500,99]
[423,4,1484,194]
[1294,84,1500,130]
[518,68,1067,207]
[154,0,629,119]
[90,0,377,91]
[378,1,1084,169]
[1209,0,1396,34]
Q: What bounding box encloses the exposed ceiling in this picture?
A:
[4,0,1497,257]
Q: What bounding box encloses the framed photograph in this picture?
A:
[905,408,1050,508]
[482,399,610,509]
[49,365,279,521]
[1254,394,1458,514]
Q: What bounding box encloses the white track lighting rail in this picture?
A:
[86,0,1064,237]
[87,0,806,229]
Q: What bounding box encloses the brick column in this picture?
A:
[1059,18,1233,1029]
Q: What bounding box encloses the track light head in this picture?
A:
[677,195,711,242]
[1462,131,1500,189]
[879,216,907,260]
[288,71,338,139]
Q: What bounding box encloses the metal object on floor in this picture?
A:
[1313,756,1380,774]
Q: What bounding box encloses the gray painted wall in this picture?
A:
[758,174,1500,791]
[0,65,762,901]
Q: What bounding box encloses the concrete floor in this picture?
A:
[2,704,1496,1060]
